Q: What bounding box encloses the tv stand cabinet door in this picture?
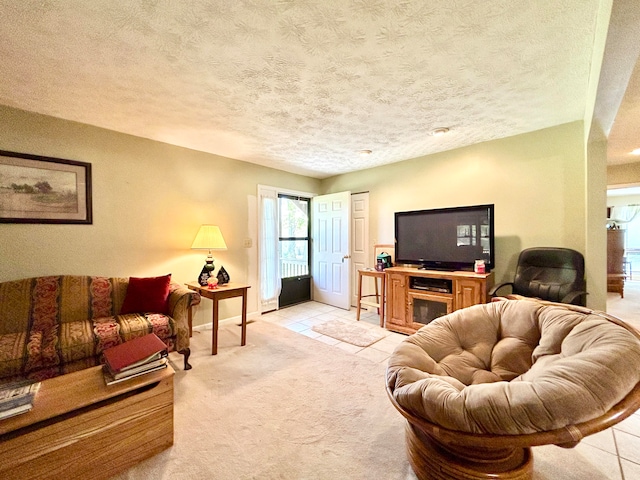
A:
[455,278,485,309]
[408,291,453,329]
[386,272,410,333]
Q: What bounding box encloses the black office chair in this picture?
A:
[490,247,587,306]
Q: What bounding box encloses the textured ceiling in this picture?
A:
[0,0,628,178]
[608,56,640,165]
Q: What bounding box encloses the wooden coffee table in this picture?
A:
[0,365,174,480]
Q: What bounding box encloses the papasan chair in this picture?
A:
[386,298,640,480]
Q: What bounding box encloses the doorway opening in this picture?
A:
[278,194,311,308]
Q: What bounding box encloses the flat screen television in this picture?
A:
[394,204,495,272]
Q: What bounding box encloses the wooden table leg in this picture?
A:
[356,272,363,321]
[241,289,247,346]
[212,298,219,355]
[374,275,380,316]
[379,275,386,328]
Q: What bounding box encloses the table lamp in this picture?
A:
[191,225,227,286]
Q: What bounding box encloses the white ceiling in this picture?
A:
[607,54,640,165]
[0,1,637,179]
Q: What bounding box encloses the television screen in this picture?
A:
[394,204,495,271]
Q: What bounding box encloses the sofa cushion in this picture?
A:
[59,321,98,364]
[93,313,176,354]
[120,274,171,315]
[0,332,29,379]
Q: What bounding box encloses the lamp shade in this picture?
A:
[191,225,227,250]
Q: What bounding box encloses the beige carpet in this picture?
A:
[311,319,386,347]
[111,320,630,480]
[112,320,414,480]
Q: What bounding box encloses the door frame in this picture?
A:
[257,185,316,313]
[351,192,370,307]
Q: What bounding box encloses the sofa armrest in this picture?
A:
[167,284,201,354]
[168,284,201,313]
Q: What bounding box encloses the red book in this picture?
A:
[102,333,168,373]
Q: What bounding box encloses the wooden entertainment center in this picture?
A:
[385,266,494,335]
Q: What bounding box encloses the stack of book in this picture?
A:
[0,379,41,420]
[102,333,169,385]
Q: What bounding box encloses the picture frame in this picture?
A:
[0,150,92,224]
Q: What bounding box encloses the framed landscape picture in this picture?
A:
[0,150,92,224]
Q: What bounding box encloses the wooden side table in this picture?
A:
[186,282,251,355]
[356,269,386,327]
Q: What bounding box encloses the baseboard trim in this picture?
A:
[192,311,260,332]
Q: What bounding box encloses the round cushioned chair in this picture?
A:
[386,299,640,480]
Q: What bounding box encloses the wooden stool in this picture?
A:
[356,269,386,327]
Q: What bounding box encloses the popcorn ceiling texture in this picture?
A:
[0,1,601,178]
[608,58,640,165]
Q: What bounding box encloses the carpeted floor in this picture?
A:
[112,315,640,480]
[112,320,415,480]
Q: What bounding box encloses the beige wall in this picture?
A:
[0,105,607,320]
[586,139,608,310]
[321,121,605,308]
[0,105,321,326]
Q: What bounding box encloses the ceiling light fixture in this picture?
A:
[359,149,373,156]
[632,148,640,156]
[429,127,450,137]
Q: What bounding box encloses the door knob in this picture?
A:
[342,254,351,263]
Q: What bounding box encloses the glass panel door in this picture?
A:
[409,292,452,327]
[278,194,311,307]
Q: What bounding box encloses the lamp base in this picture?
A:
[198,260,215,286]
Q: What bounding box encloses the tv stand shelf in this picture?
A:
[385,266,494,335]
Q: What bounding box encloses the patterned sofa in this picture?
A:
[0,275,201,383]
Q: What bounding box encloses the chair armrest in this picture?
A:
[489,282,514,297]
[561,291,588,307]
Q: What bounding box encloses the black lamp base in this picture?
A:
[198,260,215,286]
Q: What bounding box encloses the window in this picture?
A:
[278,195,310,278]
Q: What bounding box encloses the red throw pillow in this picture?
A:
[120,274,172,315]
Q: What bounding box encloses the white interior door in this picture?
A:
[312,191,351,309]
[351,192,369,307]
